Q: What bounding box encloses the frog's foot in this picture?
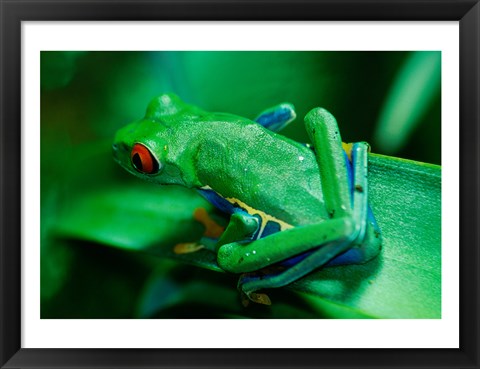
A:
[240,290,271,307]
[194,207,225,238]
[173,242,205,254]
[237,269,283,306]
[174,208,224,254]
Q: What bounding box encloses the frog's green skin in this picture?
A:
[113,93,382,305]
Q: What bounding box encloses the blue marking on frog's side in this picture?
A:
[197,188,236,215]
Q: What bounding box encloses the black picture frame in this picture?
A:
[1,0,479,368]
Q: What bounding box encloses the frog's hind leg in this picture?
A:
[239,142,372,302]
[238,110,378,303]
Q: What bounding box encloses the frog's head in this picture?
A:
[113,93,205,187]
[113,118,168,179]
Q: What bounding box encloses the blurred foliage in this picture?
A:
[41,51,441,319]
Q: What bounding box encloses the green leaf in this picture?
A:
[54,181,223,272]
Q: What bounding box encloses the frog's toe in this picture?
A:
[240,291,271,307]
[173,242,204,254]
[249,292,272,306]
[238,273,273,306]
[193,207,225,238]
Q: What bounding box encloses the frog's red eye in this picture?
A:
[131,143,159,174]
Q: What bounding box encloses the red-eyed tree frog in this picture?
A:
[113,93,382,306]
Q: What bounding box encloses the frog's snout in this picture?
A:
[112,142,128,163]
[112,143,120,160]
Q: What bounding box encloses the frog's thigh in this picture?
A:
[217,216,357,273]
[304,107,352,219]
[240,219,382,297]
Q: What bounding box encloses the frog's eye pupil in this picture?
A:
[131,152,143,171]
[131,143,159,174]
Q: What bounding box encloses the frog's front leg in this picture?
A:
[218,108,379,304]
[174,204,259,254]
[254,103,296,132]
[215,211,259,251]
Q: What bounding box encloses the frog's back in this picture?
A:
[193,118,330,226]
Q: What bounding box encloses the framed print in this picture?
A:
[1,0,479,368]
